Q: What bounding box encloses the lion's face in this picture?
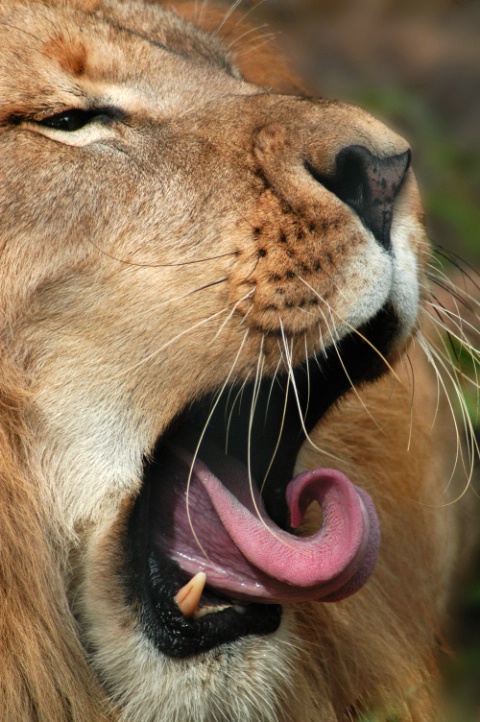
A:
[1,0,431,719]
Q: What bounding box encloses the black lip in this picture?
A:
[125,302,399,658]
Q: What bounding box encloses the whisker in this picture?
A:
[410,334,442,434]
[426,301,468,373]
[403,352,416,452]
[260,352,291,493]
[234,0,269,28]
[296,306,320,319]
[298,275,402,384]
[424,313,480,388]
[321,310,385,434]
[0,21,56,61]
[82,305,232,386]
[232,31,278,54]
[432,244,480,296]
[225,24,269,51]
[428,325,480,436]
[245,338,296,549]
[419,332,479,490]
[216,0,244,34]
[87,241,236,269]
[428,278,478,313]
[264,355,283,427]
[426,274,472,329]
[417,335,463,486]
[185,330,250,558]
[211,288,254,344]
[427,268,480,310]
[100,278,229,331]
[426,300,480,347]
[240,304,254,325]
[304,334,311,421]
[246,337,267,513]
[278,317,345,466]
[225,376,250,455]
[233,38,277,61]
[198,0,210,24]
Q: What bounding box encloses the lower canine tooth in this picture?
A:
[174,572,207,618]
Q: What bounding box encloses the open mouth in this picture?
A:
[126,303,399,658]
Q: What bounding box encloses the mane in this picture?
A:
[0,358,112,721]
[170,0,304,93]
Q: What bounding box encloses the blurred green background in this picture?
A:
[255,0,480,264]
[239,0,480,718]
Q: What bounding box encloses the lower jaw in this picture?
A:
[125,492,282,658]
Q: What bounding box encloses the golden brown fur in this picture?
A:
[0,1,476,720]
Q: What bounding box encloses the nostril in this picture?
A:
[307,145,411,250]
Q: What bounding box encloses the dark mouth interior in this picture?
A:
[125,303,399,658]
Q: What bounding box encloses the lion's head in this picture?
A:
[0,1,470,721]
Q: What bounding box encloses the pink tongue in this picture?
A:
[151,446,380,603]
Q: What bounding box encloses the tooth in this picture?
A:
[193,604,231,620]
[174,572,207,618]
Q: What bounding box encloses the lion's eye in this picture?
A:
[39,109,99,131]
[38,107,123,131]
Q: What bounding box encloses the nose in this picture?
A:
[309,145,411,250]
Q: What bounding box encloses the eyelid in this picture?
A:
[18,112,123,147]
[37,106,125,131]
[7,105,126,129]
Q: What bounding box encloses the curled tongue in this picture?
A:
[152,445,380,604]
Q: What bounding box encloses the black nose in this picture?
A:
[312,145,411,250]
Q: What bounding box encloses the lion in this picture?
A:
[0,0,477,720]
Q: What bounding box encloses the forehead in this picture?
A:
[0,1,239,117]
[0,0,233,63]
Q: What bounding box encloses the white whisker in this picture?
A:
[425,302,480,354]
[278,317,345,466]
[216,0,243,34]
[225,23,269,50]
[402,353,415,452]
[211,288,254,343]
[424,312,480,392]
[234,0,269,28]
[322,309,385,434]
[298,275,402,384]
[264,355,283,427]
[428,267,480,309]
[418,332,479,491]
[260,348,291,494]
[233,39,276,61]
[245,338,294,549]
[185,330,250,558]
[304,334,311,421]
[225,376,250,455]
